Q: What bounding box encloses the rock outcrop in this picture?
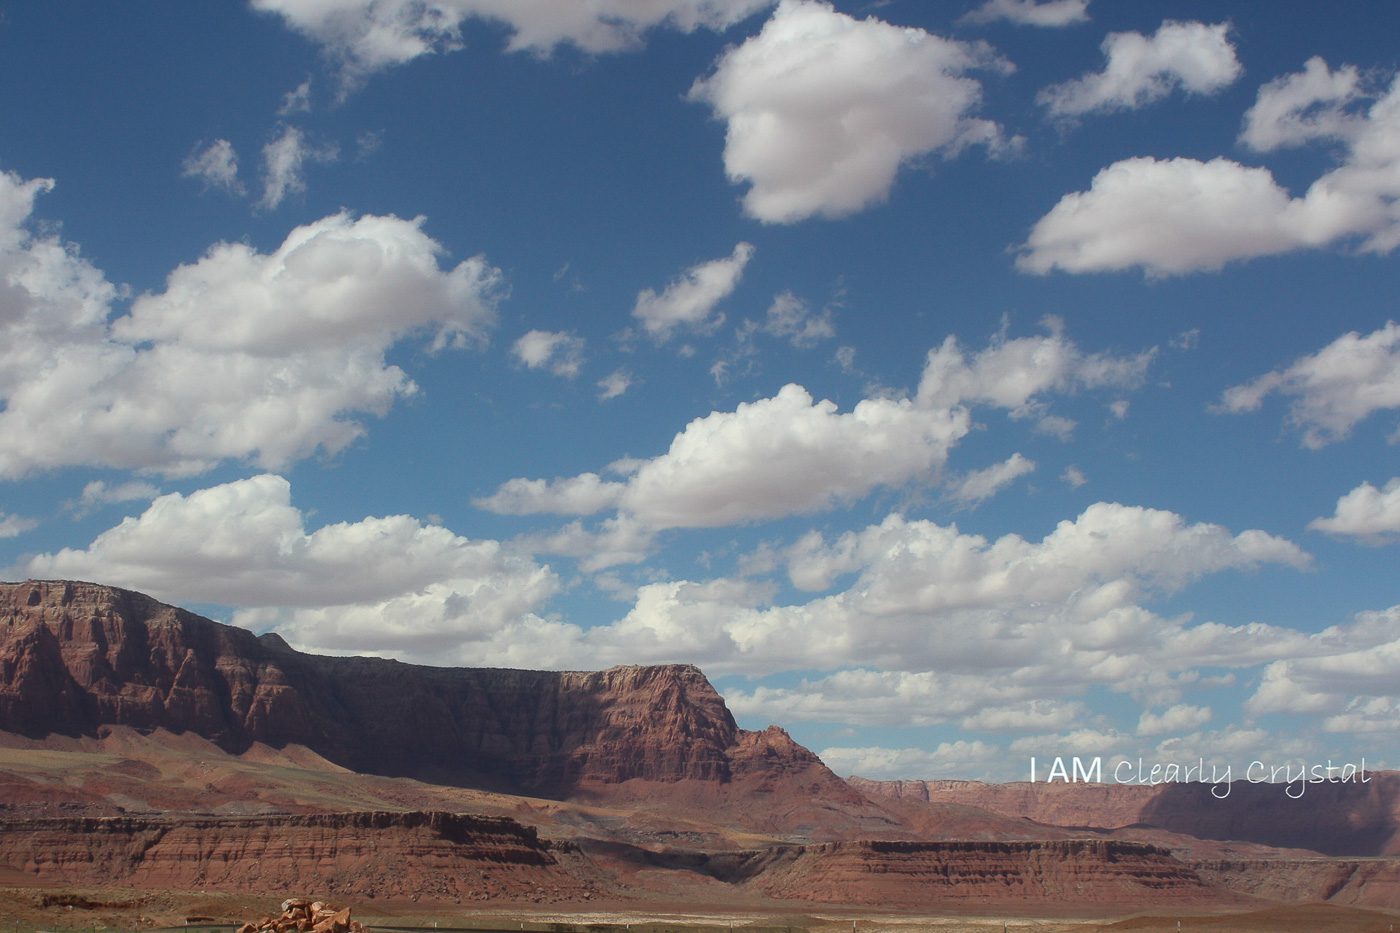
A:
[238,899,366,933]
[0,811,598,902]
[0,581,846,804]
[735,839,1227,907]
[1192,857,1400,907]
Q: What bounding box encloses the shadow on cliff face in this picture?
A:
[1137,774,1400,856]
[1,581,745,801]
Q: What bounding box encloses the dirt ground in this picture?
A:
[2,887,1398,933]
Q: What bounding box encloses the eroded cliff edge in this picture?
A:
[0,580,849,805]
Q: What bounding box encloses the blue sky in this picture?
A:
[2,0,1399,781]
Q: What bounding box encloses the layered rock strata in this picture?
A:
[0,811,596,902]
[0,581,852,805]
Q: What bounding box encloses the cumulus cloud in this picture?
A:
[961,0,1089,28]
[1240,56,1365,153]
[1038,20,1240,119]
[916,318,1154,417]
[518,514,657,573]
[0,167,501,478]
[483,323,1150,541]
[632,243,753,341]
[0,513,38,540]
[253,0,770,87]
[689,0,1014,223]
[65,480,162,518]
[729,670,1068,729]
[947,452,1035,506]
[1217,321,1400,448]
[486,384,970,534]
[1247,606,1400,726]
[260,125,338,210]
[818,741,1003,780]
[577,503,1313,681]
[473,473,625,516]
[1309,478,1400,543]
[1137,703,1212,736]
[181,139,243,194]
[622,385,968,528]
[511,329,585,377]
[22,475,561,662]
[1021,63,1400,274]
[1061,465,1087,488]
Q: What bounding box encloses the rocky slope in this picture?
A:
[1193,857,1400,908]
[0,811,599,903]
[735,839,1230,907]
[0,581,861,815]
[851,776,1400,857]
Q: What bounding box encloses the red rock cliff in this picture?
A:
[0,581,820,801]
[851,776,1400,857]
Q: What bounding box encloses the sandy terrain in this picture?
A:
[2,887,1398,933]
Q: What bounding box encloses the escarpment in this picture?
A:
[851,775,1400,857]
[0,811,596,902]
[0,581,815,800]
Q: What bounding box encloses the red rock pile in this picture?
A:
[237,899,367,933]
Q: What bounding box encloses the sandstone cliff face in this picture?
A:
[851,776,1400,857]
[0,811,598,903]
[735,839,1225,907]
[1192,857,1400,908]
[0,581,822,802]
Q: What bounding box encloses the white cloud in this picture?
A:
[1021,64,1400,274]
[688,0,1014,224]
[1247,606,1400,724]
[181,139,243,194]
[511,329,585,377]
[1033,413,1076,440]
[948,452,1035,506]
[1240,56,1364,152]
[916,319,1154,416]
[597,369,633,401]
[260,125,338,210]
[22,475,561,663]
[0,167,501,478]
[490,380,969,531]
[760,291,835,347]
[1218,321,1400,448]
[473,473,624,516]
[962,699,1087,732]
[66,480,162,518]
[0,512,37,540]
[818,740,1003,780]
[1323,697,1400,735]
[1062,465,1087,488]
[518,514,657,573]
[279,78,313,116]
[1038,20,1240,119]
[632,243,753,341]
[485,324,1150,539]
[1137,703,1212,736]
[1309,478,1400,543]
[622,384,969,529]
[960,0,1089,28]
[1019,157,1304,275]
[583,503,1313,681]
[253,0,770,87]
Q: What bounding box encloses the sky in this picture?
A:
[1,0,1398,783]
